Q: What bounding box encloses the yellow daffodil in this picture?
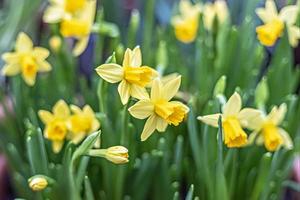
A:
[88,146,129,164]
[256,0,300,47]
[67,105,100,144]
[128,75,189,141]
[96,46,158,105]
[172,0,201,43]
[203,0,229,30]
[198,92,261,148]
[38,100,70,153]
[28,176,48,191]
[1,32,51,86]
[247,103,293,152]
[43,0,96,56]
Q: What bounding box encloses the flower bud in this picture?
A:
[49,35,62,52]
[28,176,48,191]
[88,146,129,164]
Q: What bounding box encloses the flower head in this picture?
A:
[43,0,96,55]
[256,0,300,47]
[28,176,48,191]
[203,0,229,30]
[198,92,261,148]
[67,105,100,144]
[96,46,158,105]
[172,0,201,43]
[247,103,293,151]
[1,32,51,86]
[128,75,189,141]
[88,146,129,164]
[38,100,70,153]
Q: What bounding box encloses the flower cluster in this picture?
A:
[96,46,189,141]
[38,100,100,153]
[198,92,292,151]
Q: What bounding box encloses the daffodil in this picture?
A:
[128,75,189,141]
[43,0,96,56]
[256,0,300,47]
[67,105,100,144]
[247,103,293,152]
[38,100,70,153]
[171,0,201,43]
[197,92,261,148]
[96,46,158,105]
[202,0,229,30]
[1,32,51,86]
[89,146,129,164]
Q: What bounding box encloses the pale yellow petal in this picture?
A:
[287,25,300,47]
[96,64,124,83]
[118,80,130,105]
[122,48,132,67]
[83,105,95,116]
[156,117,168,132]
[130,84,149,100]
[43,6,64,23]
[128,100,154,119]
[278,128,293,150]
[70,132,86,144]
[161,73,180,85]
[53,100,70,119]
[91,119,100,132]
[267,103,287,125]
[247,131,258,146]
[279,5,298,24]
[197,113,221,127]
[33,47,50,60]
[38,61,52,72]
[223,92,242,117]
[1,64,21,76]
[52,140,64,153]
[38,110,54,124]
[16,32,33,52]
[162,75,181,101]
[70,105,82,114]
[131,46,142,67]
[73,37,89,56]
[265,0,278,16]
[2,52,20,64]
[256,8,273,23]
[22,71,36,86]
[150,78,162,101]
[141,114,158,141]
[238,108,263,130]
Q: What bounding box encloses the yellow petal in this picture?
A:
[73,36,89,56]
[91,119,100,132]
[52,140,64,153]
[141,114,158,141]
[156,117,168,132]
[130,84,149,100]
[70,105,82,114]
[238,108,263,130]
[22,71,36,86]
[33,47,50,60]
[38,110,54,124]
[83,105,94,116]
[265,0,278,16]
[70,132,86,144]
[197,113,221,127]
[279,5,298,25]
[161,73,180,85]
[43,6,64,23]
[1,64,21,76]
[38,61,52,72]
[122,48,132,67]
[131,46,142,67]
[53,100,70,119]
[162,75,181,101]
[118,80,130,105]
[150,78,162,101]
[2,52,20,64]
[128,100,154,119]
[267,103,287,125]
[96,64,124,83]
[16,32,33,52]
[223,92,241,117]
[287,25,300,47]
[278,128,293,150]
[247,131,258,146]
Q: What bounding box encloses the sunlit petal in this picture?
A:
[38,110,54,124]
[131,46,142,67]
[267,103,287,125]
[130,84,150,100]
[197,113,221,127]
[156,117,168,132]
[118,80,130,105]
[53,100,70,119]
[96,64,124,83]
[151,78,162,101]
[1,64,21,76]
[223,92,242,117]
[279,5,298,25]
[238,108,263,130]
[128,100,154,119]
[162,75,181,101]
[16,32,33,52]
[141,114,158,141]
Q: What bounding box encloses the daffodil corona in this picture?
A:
[247,103,293,151]
[1,32,51,86]
[128,76,189,141]
[198,92,261,148]
[256,0,300,47]
[96,46,158,105]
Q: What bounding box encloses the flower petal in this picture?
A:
[70,105,82,114]
[38,110,54,124]
[2,52,20,64]
[53,100,70,119]
[43,6,65,23]
[33,47,50,60]
[141,114,158,141]
[223,92,242,117]
[197,113,221,127]
[279,5,298,25]
[22,71,36,86]
[118,80,130,105]
[238,108,263,130]
[150,78,162,101]
[69,132,86,144]
[16,32,33,53]
[287,25,300,47]
[267,103,287,125]
[96,64,124,83]
[52,140,64,153]
[1,64,21,76]
[122,48,132,67]
[130,84,149,100]
[162,75,181,101]
[156,117,168,132]
[38,61,52,72]
[73,37,89,56]
[278,128,293,150]
[128,100,154,119]
[131,46,142,67]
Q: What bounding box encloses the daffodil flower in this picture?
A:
[1,32,51,86]
[128,75,189,141]
[172,0,201,43]
[203,0,229,30]
[96,46,158,105]
[198,92,261,148]
[247,103,293,152]
[256,0,300,47]
[38,100,70,153]
[43,0,96,56]
[67,104,100,144]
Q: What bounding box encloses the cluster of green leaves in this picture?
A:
[0,0,300,199]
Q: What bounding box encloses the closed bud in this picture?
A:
[28,176,48,191]
[213,75,226,96]
[255,77,269,108]
[49,36,62,52]
[88,146,129,164]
